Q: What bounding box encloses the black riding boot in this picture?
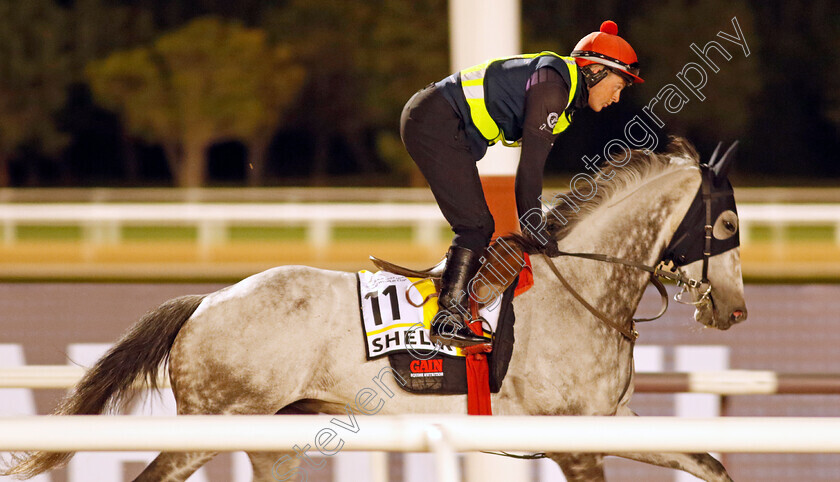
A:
[430,246,488,348]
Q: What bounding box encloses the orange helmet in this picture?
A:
[571,20,643,84]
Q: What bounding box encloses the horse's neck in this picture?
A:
[545,167,700,322]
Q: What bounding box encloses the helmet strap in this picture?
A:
[580,64,609,88]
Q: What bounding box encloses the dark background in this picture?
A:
[1,0,838,187]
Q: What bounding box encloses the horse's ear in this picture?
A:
[711,141,739,181]
[707,142,723,169]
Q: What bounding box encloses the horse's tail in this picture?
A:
[1,294,206,478]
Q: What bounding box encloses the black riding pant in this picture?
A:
[400,84,494,252]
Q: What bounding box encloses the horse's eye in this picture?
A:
[713,210,738,240]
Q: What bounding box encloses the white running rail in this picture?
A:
[1,415,840,453]
[2,202,840,247]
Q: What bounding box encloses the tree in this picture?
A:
[0,0,159,186]
[361,0,451,184]
[86,16,305,186]
[263,0,449,184]
[0,0,70,185]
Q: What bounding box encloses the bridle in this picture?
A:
[542,162,717,342]
[673,161,715,306]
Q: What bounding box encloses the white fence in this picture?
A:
[738,203,840,244]
[0,203,447,248]
[2,202,840,247]
[2,415,840,482]
[3,414,840,454]
[1,347,834,481]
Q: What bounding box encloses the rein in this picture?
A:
[540,163,717,341]
[541,251,709,342]
[542,253,643,340]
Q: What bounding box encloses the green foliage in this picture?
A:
[85,48,173,142]
[0,0,157,185]
[0,1,156,148]
[0,0,70,157]
[376,131,414,181]
[360,0,451,127]
[86,16,305,186]
[263,0,449,175]
[153,17,305,141]
[2,0,839,185]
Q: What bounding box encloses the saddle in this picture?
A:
[369,237,526,305]
[369,255,446,280]
[365,238,532,409]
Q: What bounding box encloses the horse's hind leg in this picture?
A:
[248,451,304,482]
[132,452,218,482]
[547,452,605,481]
[612,452,731,482]
[611,406,733,482]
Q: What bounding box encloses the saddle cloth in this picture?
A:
[356,270,519,394]
[357,270,502,359]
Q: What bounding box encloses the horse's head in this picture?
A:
[663,142,747,330]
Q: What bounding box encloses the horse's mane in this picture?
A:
[508,136,700,255]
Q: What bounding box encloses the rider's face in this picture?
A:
[587,68,628,112]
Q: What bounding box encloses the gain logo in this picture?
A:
[546,112,559,128]
[409,358,444,377]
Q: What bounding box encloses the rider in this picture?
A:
[400,21,644,347]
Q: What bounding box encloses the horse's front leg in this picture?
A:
[610,406,733,482]
[546,452,605,482]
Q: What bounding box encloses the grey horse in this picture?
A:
[3,137,746,481]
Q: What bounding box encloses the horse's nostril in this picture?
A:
[731,309,747,322]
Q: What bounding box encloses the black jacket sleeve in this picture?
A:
[515,67,570,231]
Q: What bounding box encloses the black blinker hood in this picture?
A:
[663,142,740,267]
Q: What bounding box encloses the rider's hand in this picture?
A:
[522,227,561,257]
[540,235,561,257]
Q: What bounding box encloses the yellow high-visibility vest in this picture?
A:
[459,52,579,146]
